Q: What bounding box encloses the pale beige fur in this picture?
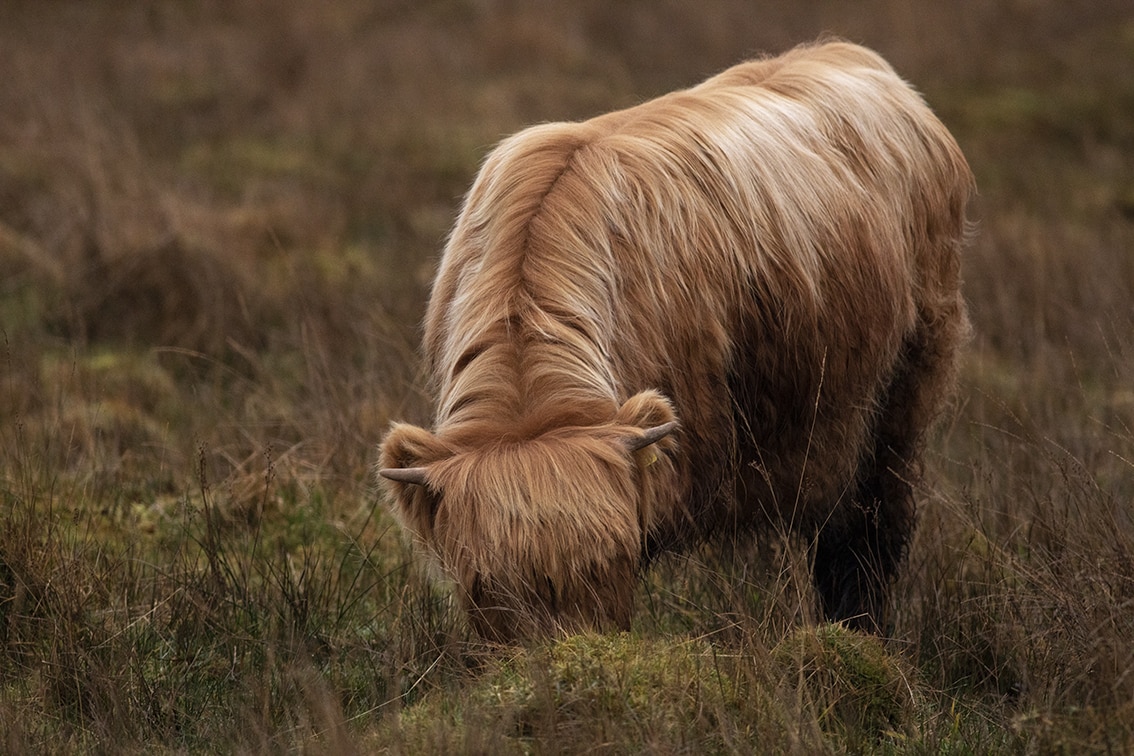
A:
[380,41,973,640]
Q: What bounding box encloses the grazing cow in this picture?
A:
[379,41,973,641]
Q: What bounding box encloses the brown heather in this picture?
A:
[1,0,1133,752]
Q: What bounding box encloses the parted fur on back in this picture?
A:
[420,41,971,537]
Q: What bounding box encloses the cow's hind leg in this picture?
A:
[813,445,914,634]
[814,291,968,633]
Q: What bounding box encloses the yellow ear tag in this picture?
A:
[642,449,658,467]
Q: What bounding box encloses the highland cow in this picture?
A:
[379,41,973,641]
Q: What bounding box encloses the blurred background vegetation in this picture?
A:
[2,0,1134,752]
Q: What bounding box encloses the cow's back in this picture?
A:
[425,40,971,536]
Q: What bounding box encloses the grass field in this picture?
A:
[2,1,1134,752]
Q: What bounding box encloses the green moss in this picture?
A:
[391,628,945,752]
[395,633,740,752]
[772,624,920,744]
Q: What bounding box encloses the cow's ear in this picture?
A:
[378,423,442,482]
[616,390,679,453]
[616,392,679,535]
[378,423,446,534]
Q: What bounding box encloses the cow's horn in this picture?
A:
[379,467,429,486]
[626,421,679,452]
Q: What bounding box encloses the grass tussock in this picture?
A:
[2,0,1134,752]
[387,627,923,753]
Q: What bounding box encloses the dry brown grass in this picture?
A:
[2,0,1134,752]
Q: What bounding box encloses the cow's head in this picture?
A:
[378,390,678,642]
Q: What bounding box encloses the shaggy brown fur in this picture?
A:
[379,41,973,641]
